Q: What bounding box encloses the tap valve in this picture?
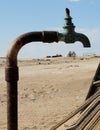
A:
[58,8,91,47]
[65,8,74,27]
[66,8,70,17]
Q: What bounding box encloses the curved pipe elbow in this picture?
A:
[6,31,58,66]
[74,32,91,48]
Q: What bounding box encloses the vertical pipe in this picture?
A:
[7,82,18,130]
[5,66,19,130]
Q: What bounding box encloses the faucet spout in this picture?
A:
[74,32,91,47]
[58,8,91,48]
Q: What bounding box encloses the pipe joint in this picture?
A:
[5,67,19,82]
[42,31,58,43]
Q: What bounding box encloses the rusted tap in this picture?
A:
[58,8,91,47]
[5,8,91,130]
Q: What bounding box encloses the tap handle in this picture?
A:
[66,8,70,17]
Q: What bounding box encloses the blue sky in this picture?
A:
[0,0,100,58]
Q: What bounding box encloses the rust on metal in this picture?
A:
[5,31,59,130]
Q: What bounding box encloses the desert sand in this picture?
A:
[0,56,100,130]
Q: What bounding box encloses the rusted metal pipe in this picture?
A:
[5,31,58,130]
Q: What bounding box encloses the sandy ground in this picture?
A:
[0,56,100,130]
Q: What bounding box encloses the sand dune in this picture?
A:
[0,56,100,130]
